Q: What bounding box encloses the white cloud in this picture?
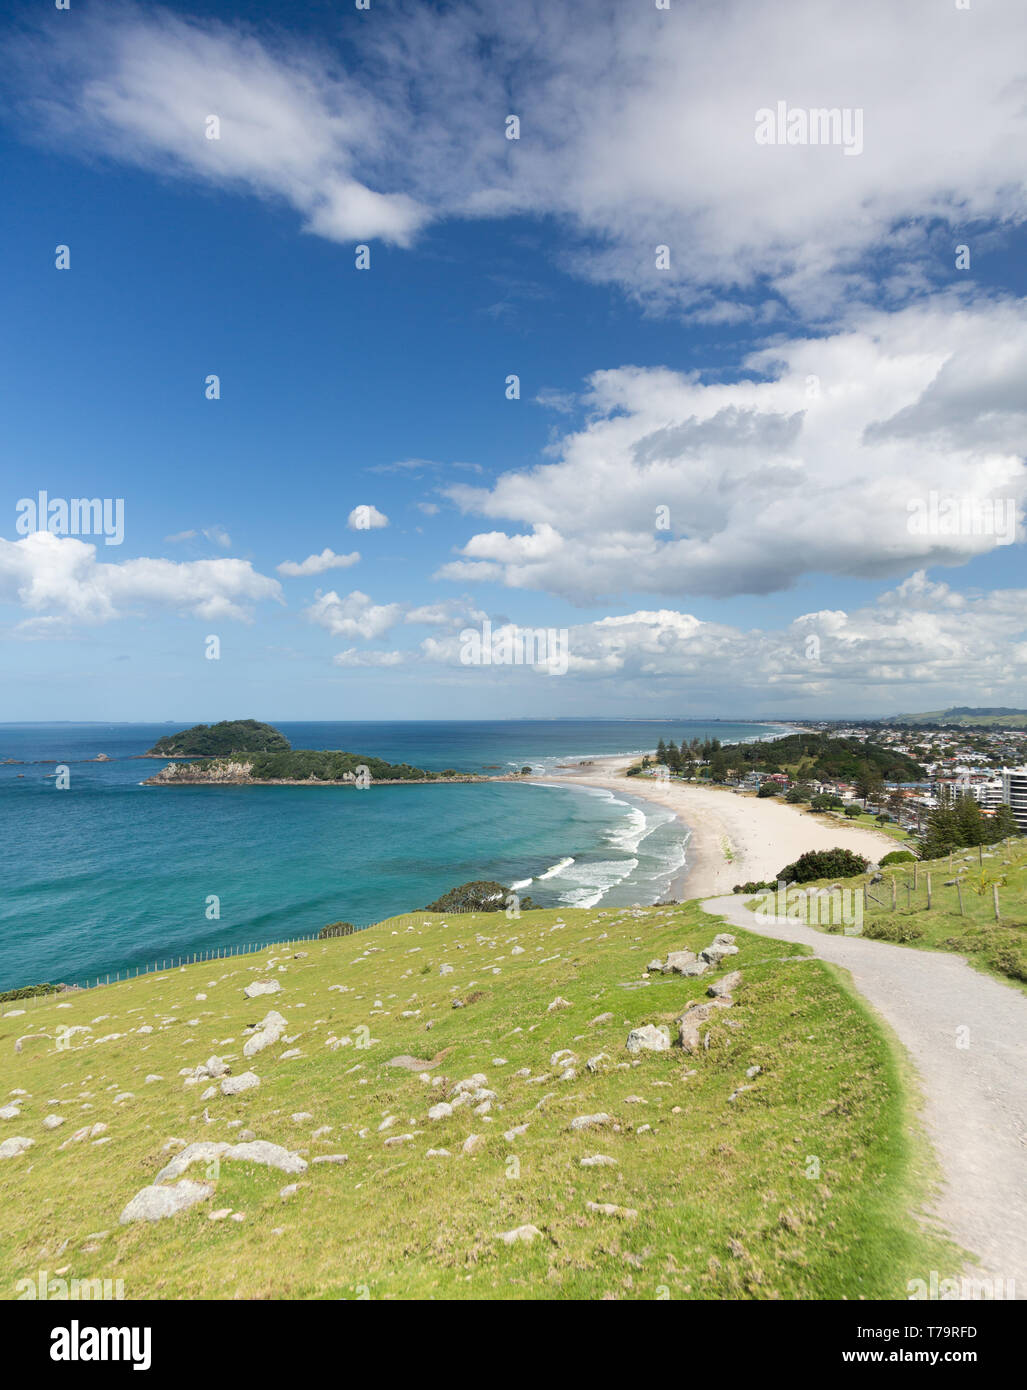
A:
[305,588,402,640]
[414,575,1027,708]
[17,0,1027,314]
[437,297,1027,602]
[277,547,360,577]
[347,505,389,531]
[0,531,282,625]
[332,648,407,667]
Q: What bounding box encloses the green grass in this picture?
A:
[747,840,1027,994]
[0,900,963,1300]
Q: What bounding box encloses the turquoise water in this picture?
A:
[0,720,783,989]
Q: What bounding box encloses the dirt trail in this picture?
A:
[702,894,1027,1295]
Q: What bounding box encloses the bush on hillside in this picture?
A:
[776,848,870,884]
[318,921,357,939]
[862,919,925,943]
[424,880,534,913]
[880,850,916,866]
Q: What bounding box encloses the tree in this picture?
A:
[855,762,884,807]
[844,803,862,818]
[991,805,1021,840]
[656,738,667,764]
[776,848,870,884]
[424,881,533,913]
[757,782,779,798]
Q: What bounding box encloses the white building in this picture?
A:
[1000,767,1027,831]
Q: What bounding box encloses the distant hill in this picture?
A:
[146,719,291,756]
[889,708,1027,729]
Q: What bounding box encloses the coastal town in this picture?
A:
[636,721,1027,838]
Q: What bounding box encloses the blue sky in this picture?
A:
[2,0,1026,720]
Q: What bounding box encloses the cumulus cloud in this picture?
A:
[305,589,402,640]
[347,505,389,531]
[11,0,1027,315]
[414,574,1027,707]
[0,531,282,625]
[277,547,360,577]
[437,297,1027,602]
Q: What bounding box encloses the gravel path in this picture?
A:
[702,894,1027,1294]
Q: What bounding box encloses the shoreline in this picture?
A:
[529,755,901,899]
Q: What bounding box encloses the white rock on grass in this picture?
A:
[580,1154,618,1167]
[42,1115,65,1130]
[428,1103,453,1121]
[243,1011,287,1058]
[120,1180,214,1224]
[496,1224,542,1245]
[311,1154,349,1165]
[243,981,282,999]
[568,1114,610,1131]
[154,1139,307,1183]
[0,1105,22,1121]
[625,1024,670,1054]
[585,1201,638,1219]
[425,1148,451,1158]
[0,1136,34,1158]
[220,1072,260,1096]
[546,997,572,1013]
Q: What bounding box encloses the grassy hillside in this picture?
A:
[747,839,1027,993]
[889,707,1027,729]
[0,900,961,1300]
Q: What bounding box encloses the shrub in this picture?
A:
[863,920,925,943]
[776,848,869,884]
[424,880,534,913]
[990,945,1027,982]
[757,783,779,798]
[733,880,775,894]
[785,788,807,803]
[880,850,916,865]
[843,803,863,818]
[810,794,844,811]
[318,921,356,939]
[0,982,62,1003]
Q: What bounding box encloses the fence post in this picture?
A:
[926,872,932,910]
[956,880,964,917]
[891,877,897,909]
[993,885,1001,922]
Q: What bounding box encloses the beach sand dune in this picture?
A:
[533,756,899,899]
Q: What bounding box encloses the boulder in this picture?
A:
[625,1024,670,1054]
[0,1136,34,1159]
[708,970,742,998]
[663,950,698,974]
[119,1180,213,1224]
[220,1071,260,1096]
[242,981,281,999]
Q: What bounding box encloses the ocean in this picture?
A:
[0,720,782,990]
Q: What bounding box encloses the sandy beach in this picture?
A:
[531,756,900,900]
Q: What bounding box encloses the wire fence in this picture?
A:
[0,932,330,1017]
